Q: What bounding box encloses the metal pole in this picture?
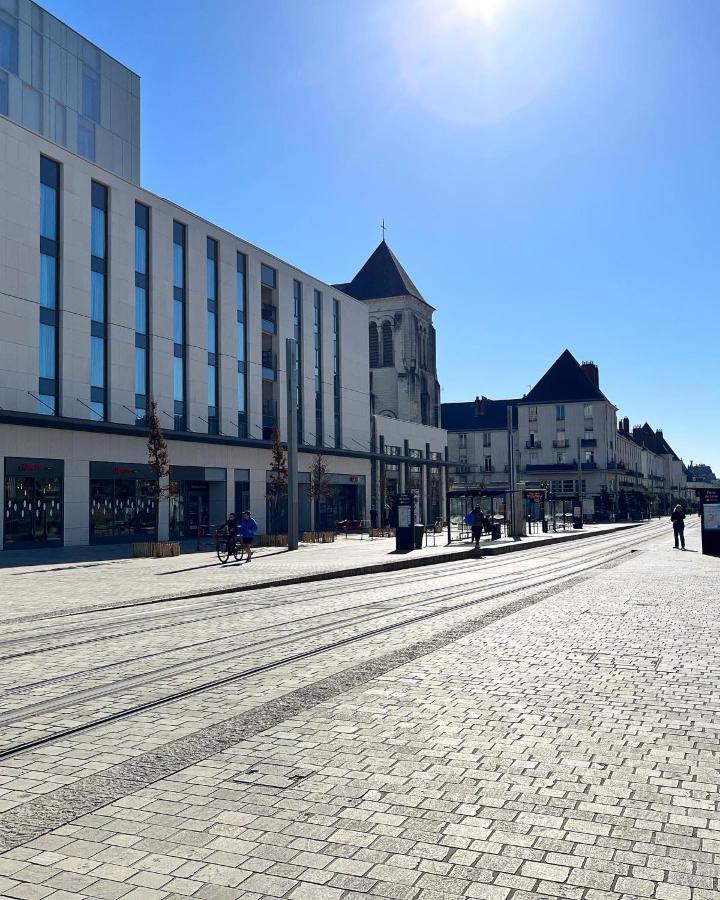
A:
[286,338,299,551]
[507,404,516,537]
[577,436,583,523]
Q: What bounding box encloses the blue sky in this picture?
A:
[47,0,720,473]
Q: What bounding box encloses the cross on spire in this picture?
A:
[381,218,387,241]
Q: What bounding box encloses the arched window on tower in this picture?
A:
[382,320,394,367]
[421,375,430,425]
[369,322,379,368]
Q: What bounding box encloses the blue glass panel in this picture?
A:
[90,335,105,388]
[236,268,245,312]
[90,400,104,421]
[91,270,104,322]
[78,119,95,161]
[173,243,184,288]
[237,372,246,413]
[135,225,147,274]
[82,66,100,122]
[91,206,105,257]
[207,260,216,301]
[236,321,245,361]
[37,393,55,415]
[207,309,216,353]
[260,264,276,287]
[135,286,147,333]
[0,71,7,116]
[0,15,18,75]
[207,364,216,406]
[173,357,184,401]
[135,347,146,394]
[39,323,55,379]
[40,184,57,240]
[40,254,56,309]
[173,299,183,344]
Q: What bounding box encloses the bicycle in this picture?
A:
[216,528,246,564]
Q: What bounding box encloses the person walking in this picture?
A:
[240,510,258,561]
[671,504,686,550]
[468,505,484,549]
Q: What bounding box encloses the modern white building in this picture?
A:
[443,350,688,517]
[0,1,451,552]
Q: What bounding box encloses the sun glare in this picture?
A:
[387,0,593,127]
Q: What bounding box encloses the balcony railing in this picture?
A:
[581,438,597,447]
[553,439,569,448]
[261,305,277,334]
[525,440,542,449]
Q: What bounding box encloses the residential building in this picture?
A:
[443,349,688,517]
[336,241,447,524]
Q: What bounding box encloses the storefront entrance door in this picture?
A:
[186,488,210,537]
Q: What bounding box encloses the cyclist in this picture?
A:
[239,510,258,562]
[220,512,240,555]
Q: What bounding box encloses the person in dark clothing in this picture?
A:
[671,504,686,549]
[220,512,240,552]
[370,507,378,529]
[469,505,484,549]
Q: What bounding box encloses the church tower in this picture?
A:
[335,241,441,427]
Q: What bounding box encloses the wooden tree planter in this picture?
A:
[132,541,181,558]
[302,531,336,543]
[257,534,288,548]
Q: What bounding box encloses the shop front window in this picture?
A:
[89,478,157,543]
[4,463,63,547]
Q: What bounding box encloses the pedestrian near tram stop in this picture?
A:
[240,510,258,561]
[671,504,686,550]
[467,505,484,549]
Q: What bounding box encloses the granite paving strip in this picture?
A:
[0,544,642,853]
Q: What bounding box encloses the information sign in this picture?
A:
[699,489,720,557]
[703,504,720,531]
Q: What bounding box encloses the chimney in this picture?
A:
[474,395,487,416]
[633,426,643,443]
[581,360,599,388]
[622,416,630,436]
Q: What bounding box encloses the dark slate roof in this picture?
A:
[634,423,679,458]
[441,399,519,431]
[520,349,607,404]
[334,240,427,304]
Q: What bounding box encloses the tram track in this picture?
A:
[0,524,666,761]
[0,522,666,660]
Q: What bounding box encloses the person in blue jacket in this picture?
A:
[239,510,258,561]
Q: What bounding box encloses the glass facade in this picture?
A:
[172,221,186,431]
[89,464,157,544]
[293,280,303,443]
[38,156,59,415]
[206,238,219,434]
[134,203,150,423]
[236,253,247,437]
[332,297,341,448]
[4,458,63,548]
[89,181,108,421]
[314,290,323,445]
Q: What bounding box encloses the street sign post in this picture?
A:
[395,492,415,552]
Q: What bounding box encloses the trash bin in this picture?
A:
[542,518,549,533]
[491,523,501,540]
[414,524,424,549]
[572,517,583,529]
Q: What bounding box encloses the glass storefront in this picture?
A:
[4,458,64,548]
[408,465,423,522]
[265,471,312,536]
[89,462,156,544]
[169,466,226,538]
[316,474,366,531]
[234,469,250,519]
[428,466,442,523]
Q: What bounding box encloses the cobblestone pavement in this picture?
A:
[0,523,640,620]
[1,519,717,899]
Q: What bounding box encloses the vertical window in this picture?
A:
[89,182,108,421]
[483,432,491,447]
[134,203,150,424]
[583,404,593,417]
[206,237,219,434]
[82,65,100,122]
[369,322,379,368]
[333,297,341,449]
[77,118,95,161]
[172,222,186,430]
[484,456,492,473]
[236,253,247,437]
[294,280,303,443]
[0,11,18,74]
[382,320,394,367]
[38,156,60,415]
[556,404,565,421]
[314,290,323,445]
